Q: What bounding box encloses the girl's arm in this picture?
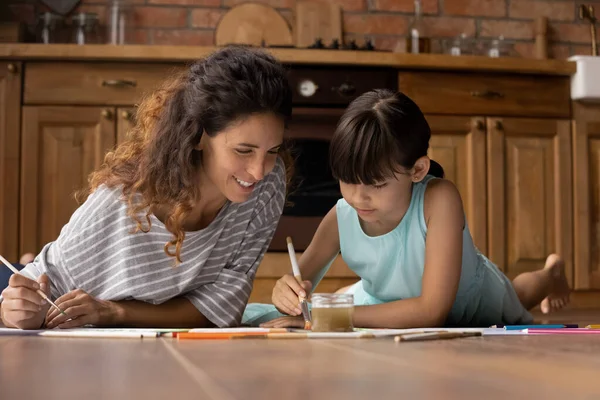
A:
[271,205,341,315]
[352,179,465,328]
[299,205,341,284]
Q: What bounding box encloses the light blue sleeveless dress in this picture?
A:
[337,175,533,326]
[242,175,533,327]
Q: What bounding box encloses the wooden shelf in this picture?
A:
[0,44,576,76]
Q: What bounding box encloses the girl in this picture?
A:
[261,89,570,329]
[1,46,292,330]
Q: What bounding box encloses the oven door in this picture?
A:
[270,108,344,251]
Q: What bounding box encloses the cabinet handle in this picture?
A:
[473,119,485,131]
[121,110,133,120]
[7,63,17,74]
[470,90,504,99]
[101,109,113,120]
[494,120,503,130]
[101,79,137,88]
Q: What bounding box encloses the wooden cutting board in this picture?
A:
[40,0,81,15]
[295,1,342,48]
[215,3,293,47]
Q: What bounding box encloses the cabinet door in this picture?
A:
[427,115,487,253]
[487,117,572,283]
[573,103,600,289]
[0,62,22,262]
[20,107,116,254]
[117,107,136,145]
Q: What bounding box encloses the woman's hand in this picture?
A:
[260,315,305,329]
[45,289,122,329]
[272,273,312,316]
[0,274,51,330]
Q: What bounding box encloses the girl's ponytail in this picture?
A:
[428,159,445,178]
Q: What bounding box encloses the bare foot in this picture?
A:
[540,254,570,314]
[19,253,35,265]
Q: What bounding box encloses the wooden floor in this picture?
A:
[1,309,599,400]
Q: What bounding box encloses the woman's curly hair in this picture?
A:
[80,46,293,263]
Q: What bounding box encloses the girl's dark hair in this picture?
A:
[329,89,443,185]
[83,46,293,262]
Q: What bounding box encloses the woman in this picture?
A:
[1,46,293,330]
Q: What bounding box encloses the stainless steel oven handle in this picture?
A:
[332,82,356,97]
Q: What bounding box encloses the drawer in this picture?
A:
[24,62,184,105]
[398,71,570,118]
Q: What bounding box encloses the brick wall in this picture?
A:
[4,0,597,59]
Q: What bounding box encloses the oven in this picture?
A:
[269,66,398,251]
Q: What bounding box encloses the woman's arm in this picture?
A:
[44,290,213,329]
[352,180,465,329]
[113,298,213,328]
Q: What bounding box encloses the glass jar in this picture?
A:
[106,0,135,45]
[310,293,354,332]
[36,12,65,44]
[445,33,476,56]
[72,12,100,45]
[485,35,516,58]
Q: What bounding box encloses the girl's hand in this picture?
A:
[0,273,51,330]
[272,273,312,316]
[260,315,305,329]
[45,289,121,329]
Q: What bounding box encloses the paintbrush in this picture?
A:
[286,236,312,330]
[0,254,69,318]
[394,331,482,342]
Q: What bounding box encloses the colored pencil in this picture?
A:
[39,330,158,338]
[178,332,271,340]
[585,325,600,329]
[188,328,289,333]
[0,254,68,318]
[501,324,578,330]
[394,331,482,342]
[178,331,375,340]
[525,328,600,334]
[234,332,375,339]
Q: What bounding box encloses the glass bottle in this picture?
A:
[106,0,135,45]
[405,0,431,54]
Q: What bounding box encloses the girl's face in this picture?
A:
[340,173,413,223]
[339,158,430,224]
[199,112,284,203]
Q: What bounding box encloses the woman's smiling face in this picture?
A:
[199,112,284,203]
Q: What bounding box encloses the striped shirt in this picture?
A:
[18,157,286,327]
